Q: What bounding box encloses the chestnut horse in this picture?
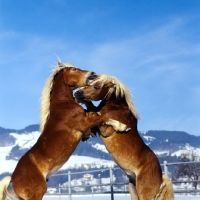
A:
[0,65,128,200]
[75,74,174,200]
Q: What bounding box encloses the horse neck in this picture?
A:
[96,93,124,110]
[50,73,74,104]
[106,93,126,106]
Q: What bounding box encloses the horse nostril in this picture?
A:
[91,72,96,75]
[74,90,84,99]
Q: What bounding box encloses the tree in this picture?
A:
[173,147,200,190]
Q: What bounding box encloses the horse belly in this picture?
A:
[100,134,139,173]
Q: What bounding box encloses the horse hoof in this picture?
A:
[97,112,101,116]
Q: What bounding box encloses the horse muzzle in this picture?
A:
[74,90,85,101]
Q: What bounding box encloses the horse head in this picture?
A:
[57,62,97,88]
[74,74,139,119]
[74,76,115,101]
[40,62,97,132]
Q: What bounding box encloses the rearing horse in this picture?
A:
[0,64,128,200]
[75,74,174,200]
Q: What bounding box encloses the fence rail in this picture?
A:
[46,161,200,199]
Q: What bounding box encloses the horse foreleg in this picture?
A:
[103,118,131,132]
[84,112,130,132]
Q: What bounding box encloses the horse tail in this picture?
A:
[155,175,174,200]
[0,176,11,200]
[0,176,18,200]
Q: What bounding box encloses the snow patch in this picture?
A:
[60,155,115,170]
[92,143,108,153]
[10,131,40,149]
[0,145,18,173]
[154,150,169,156]
[143,136,155,141]
[171,144,200,157]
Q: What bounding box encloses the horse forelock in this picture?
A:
[40,63,76,132]
[92,74,139,119]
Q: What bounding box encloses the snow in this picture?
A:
[154,150,169,156]
[143,136,155,141]
[0,132,40,173]
[43,194,131,200]
[61,155,114,169]
[10,131,40,149]
[43,194,200,200]
[171,144,200,157]
[0,146,18,173]
[92,143,108,153]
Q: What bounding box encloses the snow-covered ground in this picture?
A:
[43,194,200,200]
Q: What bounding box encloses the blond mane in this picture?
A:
[92,74,139,119]
[40,63,75,132]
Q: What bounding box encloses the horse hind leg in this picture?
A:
[24,192,45,200]
[128,178,139,200]
[13,177,47,200]
[18,187,46,200]
[17,181,47,200]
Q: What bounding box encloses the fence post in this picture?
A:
[59,183,61,194]
[109,165,114,200]
[68,171,71,200]
[163,160,168,176]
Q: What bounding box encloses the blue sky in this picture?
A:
[0,0,200,136]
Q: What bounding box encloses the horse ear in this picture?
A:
[58,62,64,68]
[105,82,115,88]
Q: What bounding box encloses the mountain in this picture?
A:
[140,130,200,154]
[0,125,40,147]
[0,125,40,135]
[1,124,200,176]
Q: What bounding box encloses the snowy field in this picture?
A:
[43,194,200,200]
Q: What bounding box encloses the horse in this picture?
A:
[74,74,174,200]
[0,64,129,200]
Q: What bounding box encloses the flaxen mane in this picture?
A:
[40,63,75,132]
[92,74,139,119]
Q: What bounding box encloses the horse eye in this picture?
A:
[72,67,77,71]
[94,86,100,90]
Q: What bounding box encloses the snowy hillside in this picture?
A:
[1,125,200,175]
[0,145,17,173]
[171,143,200,158]
[0,130,115,174]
